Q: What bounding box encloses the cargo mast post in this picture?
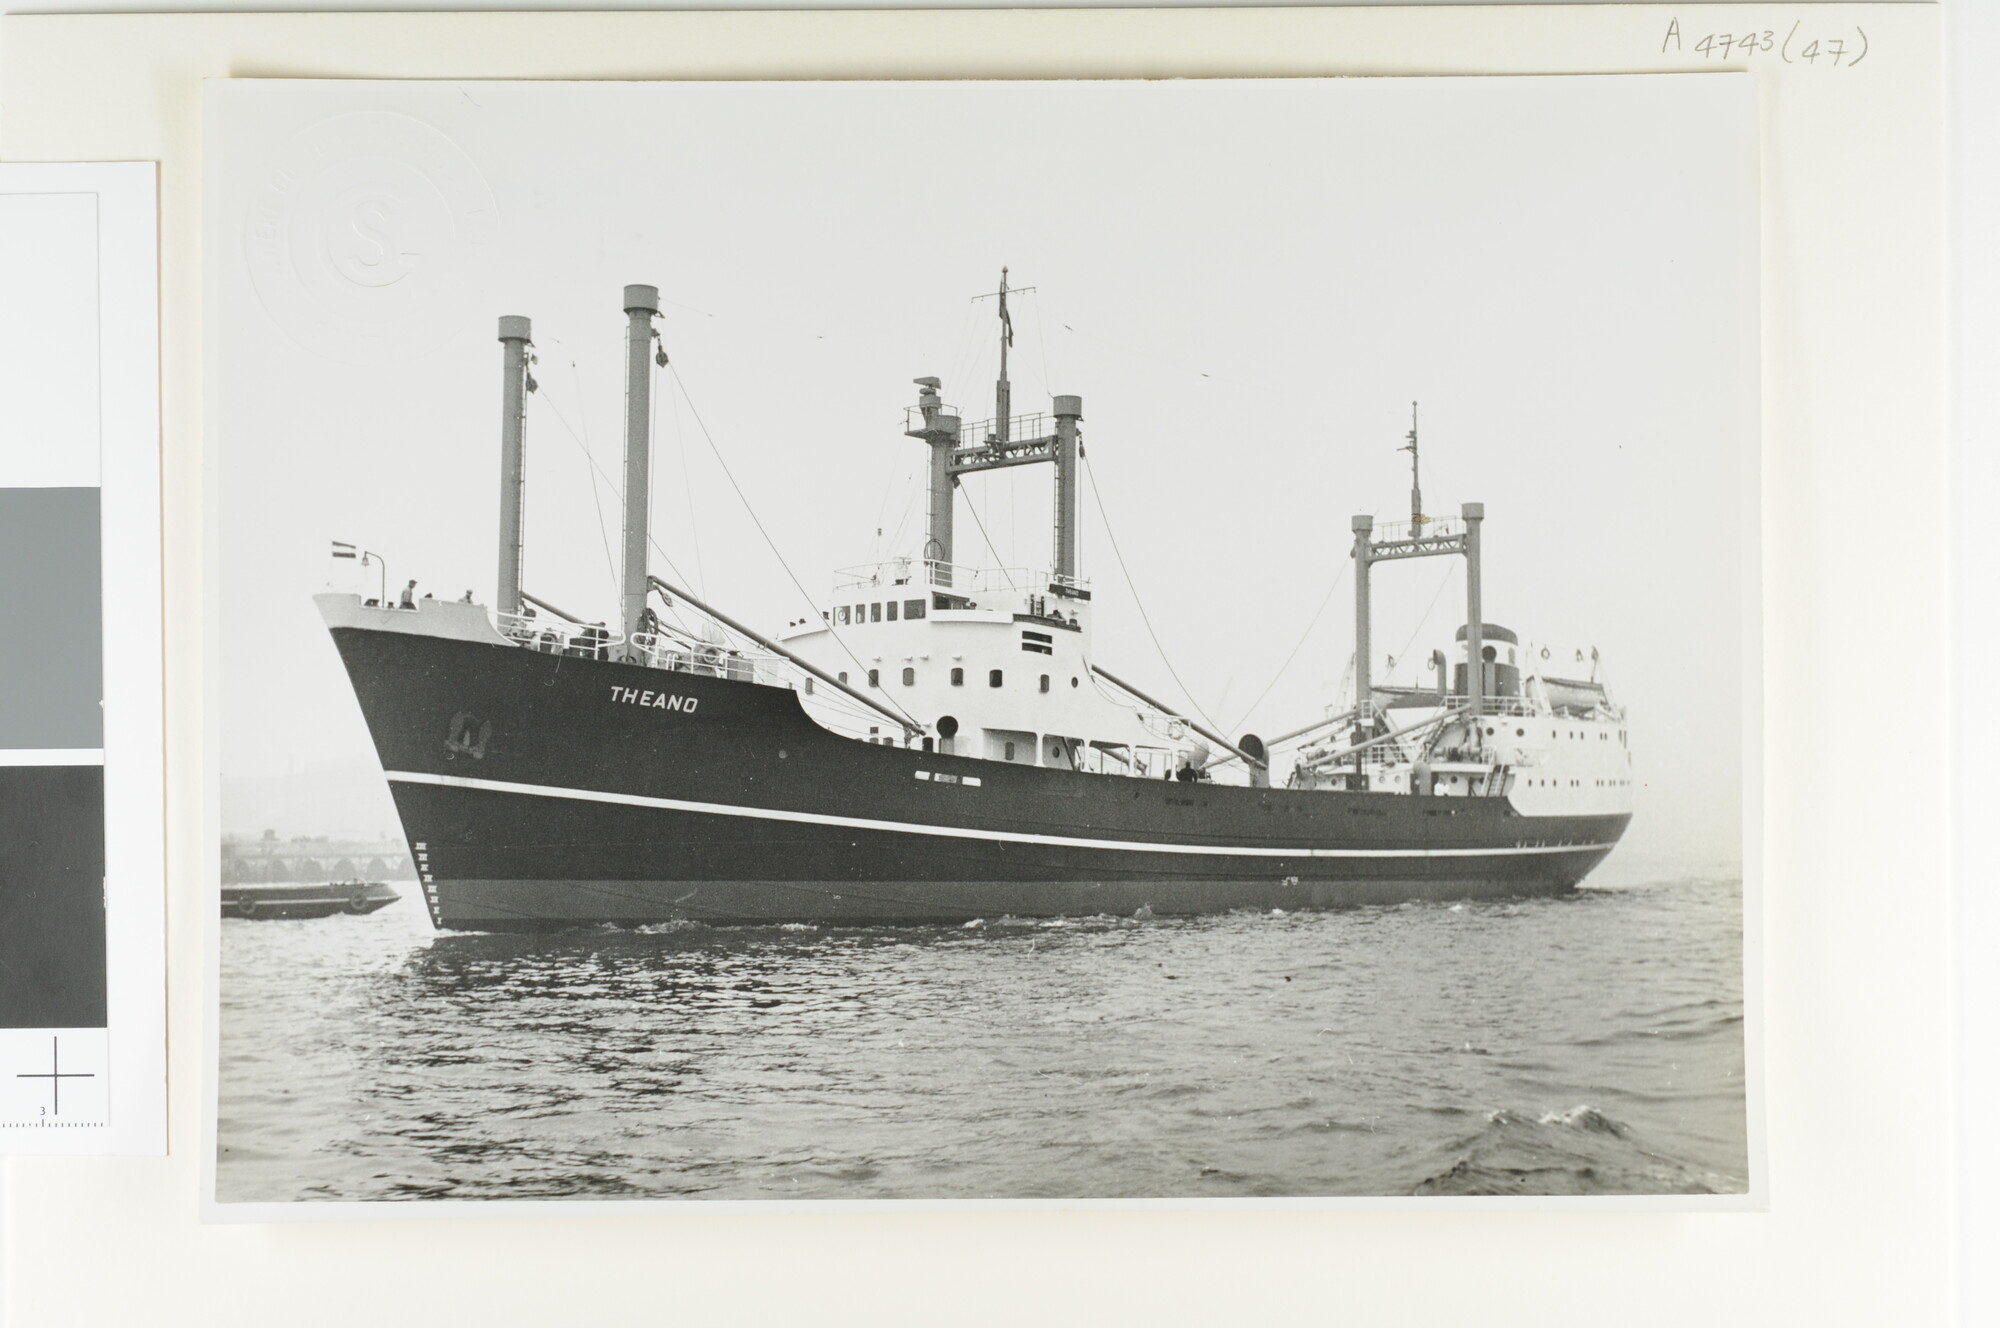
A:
[1350,499,1490,780]
[620,284,661,648]
[496,315,534,618]
[908,268,1087,596]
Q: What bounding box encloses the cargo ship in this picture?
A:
[317,277,1632,931]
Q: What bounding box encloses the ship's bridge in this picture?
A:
[773,559,1195,775]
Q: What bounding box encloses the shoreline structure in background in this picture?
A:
[207,74,1754,1208]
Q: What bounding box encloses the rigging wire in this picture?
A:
[665,349,707,599]
[663,361,921,732]
[1052,315,1217,386]
[1079,451,1227,740]
[1383,559,1460,687]
[527,348,699,624]
[886,462,923,555]
[959,484,1009,570]
[1030,289,1057,402]
[532,368,619,601]
[1226,555,1350,734]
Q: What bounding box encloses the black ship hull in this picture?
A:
[328,627,1630,931]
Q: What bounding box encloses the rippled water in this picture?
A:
[215,862,1748,1202]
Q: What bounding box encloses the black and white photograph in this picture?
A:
[206,73,1757,1208]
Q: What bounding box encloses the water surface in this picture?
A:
[216,864,1747,1201]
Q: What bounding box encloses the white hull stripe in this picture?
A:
[385,770,1613,861]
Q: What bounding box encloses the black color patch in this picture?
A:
[0,765,107,1028]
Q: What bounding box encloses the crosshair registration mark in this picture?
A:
[17,1036,94,1116]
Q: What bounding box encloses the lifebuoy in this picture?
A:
[347,889,371,913]
[235,897,258,918]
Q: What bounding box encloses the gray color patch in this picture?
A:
[0,487,103,748]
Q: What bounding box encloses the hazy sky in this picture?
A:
[210,75,1756,865]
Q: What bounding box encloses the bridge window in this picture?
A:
[989,669,1004,688]
[950,667,964,686]
[837,606,850,625]
[1004,741,1016,761]
[905,599,926,619]
[902,667,915,686]
[838,671,848,684]
[868,669,880,687]
[1039,674,1051,693]
[871,603,882,622]
[886,601,898,621]
[804,678,815,695]
[821,611,830,624]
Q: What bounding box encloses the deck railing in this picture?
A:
[495,612,622,658]
[624,632,772,682]
[955,413,1052,448]
[832,559,1089,598]
[1366,517,1466,546]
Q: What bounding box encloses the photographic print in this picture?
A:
[206,75,1757,1208]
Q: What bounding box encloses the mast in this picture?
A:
[1463,501,1485,723]
[1349,494,1488,766]
[995,267,1012,446]
[621,284,661,645]
[1402,401,1424,529]
[938,269,1080,589]
[1351,515,1375,754]
[972,267,1032,445]
[496,315,533,618]
[1052,395,1083,583]
[906,378,960,585]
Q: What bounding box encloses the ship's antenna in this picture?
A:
[1402,401,1426,529]
[972,267,1033,447]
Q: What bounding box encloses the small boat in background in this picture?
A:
[221,880,400,920]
